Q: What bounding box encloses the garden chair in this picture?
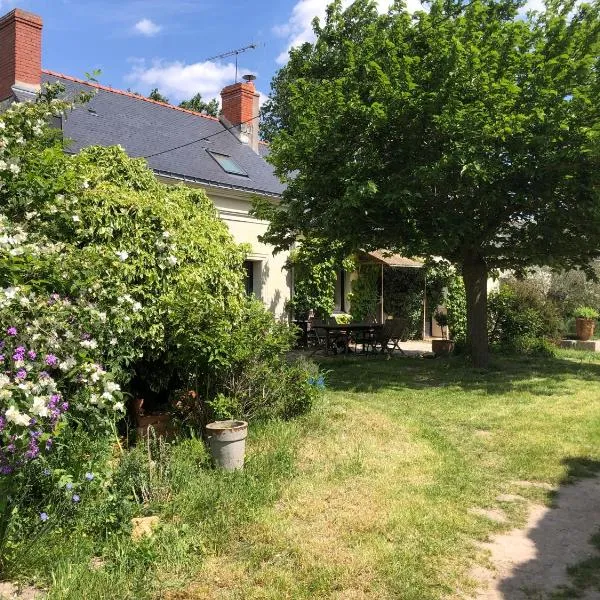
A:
[366,318,410,356]
[307,318,327,354]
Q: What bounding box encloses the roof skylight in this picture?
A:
[207,151,248,176]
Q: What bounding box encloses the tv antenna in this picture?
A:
[206,43,258,83]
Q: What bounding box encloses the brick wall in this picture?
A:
[0,9,42,101]
[220,82,259,126]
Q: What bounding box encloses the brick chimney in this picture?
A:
[220,76,260,154]
[0,9,43,102]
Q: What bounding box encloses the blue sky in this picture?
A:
[0,0,348,105]
[1,0,544,105]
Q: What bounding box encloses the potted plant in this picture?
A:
[432,310,455,356]
[574,306,599,341]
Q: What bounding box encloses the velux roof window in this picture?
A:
[207,151,248,176]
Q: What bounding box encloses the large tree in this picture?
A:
[259,0,600,366]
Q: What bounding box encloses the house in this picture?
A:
[0,8,291,318]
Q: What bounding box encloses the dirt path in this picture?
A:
[473,477,600,599]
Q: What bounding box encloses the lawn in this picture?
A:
[21,350,600,599]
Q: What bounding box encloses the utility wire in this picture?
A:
[141,114,259,160]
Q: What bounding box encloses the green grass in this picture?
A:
[10,350,600,599]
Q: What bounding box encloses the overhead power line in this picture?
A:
[141,113,259,160]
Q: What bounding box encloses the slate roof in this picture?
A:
[38,71,285,197]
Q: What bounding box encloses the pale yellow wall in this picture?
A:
[209,190,290,319]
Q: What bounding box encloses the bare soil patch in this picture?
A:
[473,477,600,599]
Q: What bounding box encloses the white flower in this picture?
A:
[0,160,6,171]
[132,302,142,312]
[110,338,117,346]
[31,397,49,418]
[115,250,129,261]
[82,180,89,189]
[72,215,80,223]
[0,374,10,388]
[101,391,113,401]
[167,255,178,266]
[89,394,99,405]
[58,357,77,372]
[5,406,31,427]
[97,311,107,322]
[18,296,30,306]
[8,163,20,175]
[80,339,98,350]
[105,381,120,393]
[3,286,19,300]
[113,401,125,412]
[162,231,170,238]
[0,122,5,129]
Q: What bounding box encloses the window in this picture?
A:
[207,151,248,176]
[243,260,255,296]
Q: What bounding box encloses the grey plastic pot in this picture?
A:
[206,420,248,471]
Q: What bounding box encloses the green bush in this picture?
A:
[488,284,561,353]
[348,264,379,322]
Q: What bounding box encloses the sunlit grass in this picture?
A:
[17,350,600,598]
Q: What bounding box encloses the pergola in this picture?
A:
[359,250,426,335]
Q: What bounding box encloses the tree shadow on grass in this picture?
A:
[493,458,600,599]
[321,353,600,397]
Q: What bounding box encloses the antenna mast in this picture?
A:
[205,43,258,83]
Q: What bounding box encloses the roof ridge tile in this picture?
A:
[41,69,222,123]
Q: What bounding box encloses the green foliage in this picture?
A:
[446,277,467,343]
[179,93,220,117]
[574,306,599,319]
[147,88,169,103]
[285,238,353,319]
[382,268,424,336]
[348,264,379,322]
[488,284,561,354]
[261,0,600,365]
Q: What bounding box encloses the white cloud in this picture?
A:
[126,59,256,105]
[274,0,424,65]
[134,18,162,37]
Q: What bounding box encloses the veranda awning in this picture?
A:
[361,250,424,269]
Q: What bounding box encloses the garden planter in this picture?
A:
[206,420,248,471]
[576,318,596,341]
[432,339,455,357]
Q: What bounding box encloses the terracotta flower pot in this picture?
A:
[432,339,455,357]
[576,318,596,341]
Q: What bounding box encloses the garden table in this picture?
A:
[318,323,383,356]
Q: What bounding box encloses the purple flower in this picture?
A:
[6,327,17,336]
[85,472,94,481]
[45,354,58,366]
[39,371,50,379]
[13,348,25,361]
[65,482,73,490]
[0,355,5,362]
[40,512,49,522]
[43,468,51,476]
[45,439,53,451]
[16,368,27,380]
[27,350,36,360]
[81,333,91,340]
[61,402,69,412]
[0,466,13,475]
[0,415,5,432]
[71,494,80,503]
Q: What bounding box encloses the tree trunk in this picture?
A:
[461,255,489,368]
